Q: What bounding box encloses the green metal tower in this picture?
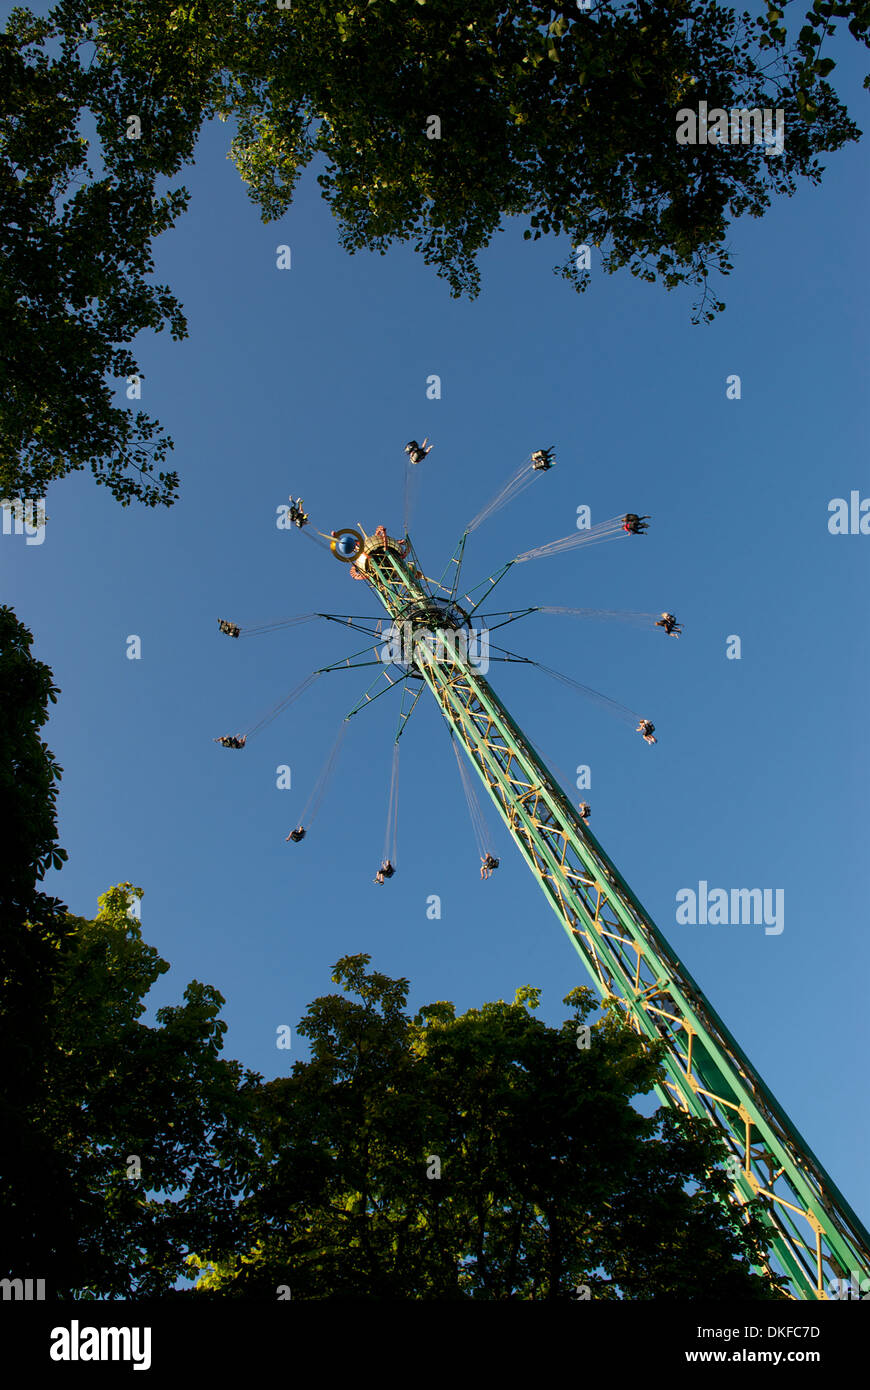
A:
[328,519,870,1301]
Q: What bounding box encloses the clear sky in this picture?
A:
[5,10,869,1240]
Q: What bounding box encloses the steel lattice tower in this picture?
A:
[333,521,870,1301]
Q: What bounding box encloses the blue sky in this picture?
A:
[5,12,869,1241]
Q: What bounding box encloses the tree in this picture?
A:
[94,0,866,321]
[2,877,263,1298]
[0,5,195,507]
[0,604,68,905]
[190,954,787,1299]
[0,605,260,1295]
[0,604,73,1279]
[2,3,867,510]
[35,885,262,1297]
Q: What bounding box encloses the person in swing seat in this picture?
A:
[480,852,500,879]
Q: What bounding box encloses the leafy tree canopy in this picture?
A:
[0,4,193,507]
[3,878,263,1298]
[190,953,787,1299]
[29,884,262,1297]
[0,604,73,1267]
[0,607,261,1295]
[1,1,867,508]
[0,602,68,903]
[95,0,868,320]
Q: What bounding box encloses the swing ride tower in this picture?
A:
[327,520,870,1302]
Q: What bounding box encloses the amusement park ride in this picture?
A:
[215,447,870,1301]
